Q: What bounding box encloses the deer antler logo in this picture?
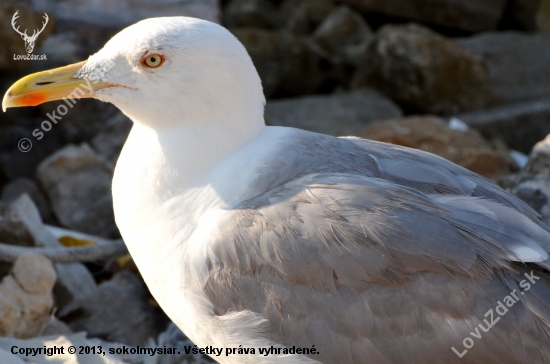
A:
[11,11,49,54]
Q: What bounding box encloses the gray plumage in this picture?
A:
[204,129,550,363]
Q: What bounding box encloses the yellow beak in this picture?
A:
[2,61,113,112]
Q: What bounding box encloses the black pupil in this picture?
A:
[150,57,156,63]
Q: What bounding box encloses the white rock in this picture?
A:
[8,195,98,310]
[36,143,118,238]
[0,253,56,338]
[12,252,56,295]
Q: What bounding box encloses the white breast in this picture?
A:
[112,123,308,360]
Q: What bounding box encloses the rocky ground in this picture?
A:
[1,0,550,362]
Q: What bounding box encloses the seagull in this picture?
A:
[4,17,550,364]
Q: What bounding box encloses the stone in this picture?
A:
[0,116,64,181]
[529,135,550,170]
[91,112,133,165]
[2,177,54,224]
[38,100,121,145]
[513,179,550,223]
[456,97,550,154]
[280,0,335,35]
[31,19,122,72]
[265,88,403,136]
[538,0,550,30]
[30,0,221,26]
[36,143,119,238]
[12,252,56,294]
[0,3,54,71]
[233,28,334,97]
[8,195,98,311]
[338,0,507,32]
[358,116,513,179]
[40,316,73,336]
[223,0,277,29]
[355,23,496,115]
[457,32,550,104]
[0,347,26,364]
[505,0,550,31]
[503,0,543,30]
[60,271,170,347]
[505,135,550,226]
[0,200,35,250]
[0,252,56,338]
[35,32,86,67]
[312,5,373,65]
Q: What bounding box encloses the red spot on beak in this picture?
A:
[19,92,46,107]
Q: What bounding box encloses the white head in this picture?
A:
[4,17,266,135]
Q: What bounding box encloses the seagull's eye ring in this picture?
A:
[141,54,165,68]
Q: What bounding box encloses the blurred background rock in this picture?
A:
[1,0,550,362]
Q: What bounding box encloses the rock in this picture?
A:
[40,316,73,336]
[0,122,62,183]
[0,118,64,182]
[538,0,550,30]
[0,196,40,279]
[31,19,122,72]
[0,200,35,250]
[505,135,550,226]
[91,112,133,165]
[0,252,56,338]
[0,347,26,364]
[8,195,98,310]
[280,0,335,36]
[355,23,496,115]
[265,88,403,136]
[233,28,334,97]
[312,5,373,65]
[456,97,550,154]
[358,116,513,179]
[61,271,170,347]
[338,0,507,32]
[30,0,221,26]
[35,32,85,67]
[2,177,54,224]
[529,135,550,170]
[457,32,550,104]
[513,179,550,221]
[223,0,277,29]
[503,0,543,30]
[36,143,119,238]
[12,252,56,294]
[0,3,54,71]
[38,100,121,145]
[505,0,550,31]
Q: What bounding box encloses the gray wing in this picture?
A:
[204,132,550,364]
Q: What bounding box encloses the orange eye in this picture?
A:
[141,54,165,68]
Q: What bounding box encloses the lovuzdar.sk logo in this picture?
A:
[12,10,48,61]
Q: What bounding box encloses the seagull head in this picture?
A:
[2,17,266,130]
